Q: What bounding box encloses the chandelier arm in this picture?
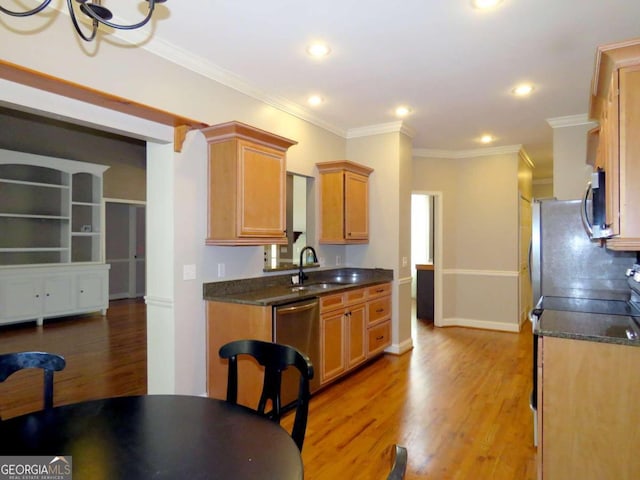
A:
[0,0,51,17]
[78,0,157,31]
[67,0,98,41]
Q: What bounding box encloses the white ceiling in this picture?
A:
[87,1,640,178]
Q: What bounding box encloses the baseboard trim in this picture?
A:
[438,317,520,333]
[385,337,414,355]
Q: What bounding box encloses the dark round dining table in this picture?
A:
[0,394,303,479]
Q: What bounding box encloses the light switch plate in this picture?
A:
[183,264,196,280]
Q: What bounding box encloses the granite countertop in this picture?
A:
[536,309,640,347]
[203,267,393,306]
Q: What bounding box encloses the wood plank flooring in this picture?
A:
[0,299,536,479]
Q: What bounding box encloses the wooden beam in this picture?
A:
[0,59,209,146]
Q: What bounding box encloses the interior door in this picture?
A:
[106,202,146,299]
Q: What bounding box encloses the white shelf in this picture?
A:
[71,232,101,236]
[0,248,69,252]
[0,178,69,189]
[0,213,70,220]
[72,201,101,207]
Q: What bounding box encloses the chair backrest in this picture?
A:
[0,351,66,419]
[218,339,314,451]
[387,444,408,480]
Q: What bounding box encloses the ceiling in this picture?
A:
[20,1,640,179]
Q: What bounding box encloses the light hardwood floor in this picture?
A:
[0,299,536,479]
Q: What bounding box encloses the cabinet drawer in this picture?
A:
[368,296,391,325]
[320,292,345,312]
[367,283,391,299]
[367,320,391,356]
[344,287,366,305]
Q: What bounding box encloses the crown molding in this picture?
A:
[139,35,348,137]
[346,121,415,139]
[546,114,597,128]
[413,144,523,159]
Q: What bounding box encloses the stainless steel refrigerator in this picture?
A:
[531,199,636,304]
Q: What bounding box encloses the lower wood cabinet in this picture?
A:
[0,264,109,326]
[538,336,640,479]
[320,282,391,384]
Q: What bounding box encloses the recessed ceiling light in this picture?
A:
[308,95,324,106]
[395,106,412,117]
[471,0,503,9]
[480,134,495,144]
[307,43,331,58]
[513,84,534,96]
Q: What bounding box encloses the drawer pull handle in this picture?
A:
[376,289,384,293]
[376,308,384,313]
[376,335,384,340]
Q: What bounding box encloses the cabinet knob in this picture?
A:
[80,290,84,293]
[46,293,50,296]
[35,294,40,298]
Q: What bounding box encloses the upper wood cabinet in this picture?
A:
[316,160,373,244]
[202,121,297,246]
[588,40,640,250]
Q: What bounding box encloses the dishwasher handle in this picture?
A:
[275,300,318,315]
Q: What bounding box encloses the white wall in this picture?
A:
[548,116,597,200]
[413,149,522,331]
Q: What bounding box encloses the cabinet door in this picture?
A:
[346,303,366,368]
[237,140,286,238]
[0,277,42,322]
[42,275,74,315]
[618,65,640,238]
[76,272,107,310]
[321,310,345,383]
[344,172,369,241]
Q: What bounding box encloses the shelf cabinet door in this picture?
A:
[321,310,346,384]
[42,275,75,315]
[76,271,107,310]
[346,303,366,368]
[344,172,369,241]
[0,277,42,323]
[237,140,286,238]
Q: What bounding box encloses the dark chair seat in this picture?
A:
[0,351,66,420]
[387,444,408,480]
[218,339,314,451]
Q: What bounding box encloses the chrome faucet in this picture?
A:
[299,246,318,285]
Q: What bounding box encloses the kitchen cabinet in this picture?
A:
[320,282,392,383]
[588,40,640,250]
[538,336,640,479]
[365,283,392,356]
[320,288,367,383]
[202,121,297,246]
[0,264,109,326]
[207,280,393,404]
[206,301,273,409]
[316,160,373,244]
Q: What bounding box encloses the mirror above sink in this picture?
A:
[264,172,316,272]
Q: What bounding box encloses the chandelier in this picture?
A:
[0,0,167,42]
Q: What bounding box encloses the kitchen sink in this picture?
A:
[290,282,348,292]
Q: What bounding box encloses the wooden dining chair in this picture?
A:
[0,351,66,420]
[387,444,408,480]
[218,339,314,451]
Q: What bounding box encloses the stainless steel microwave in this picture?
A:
[581,168,613,239]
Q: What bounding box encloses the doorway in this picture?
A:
[105,201,146,300]
[411,191,443,326]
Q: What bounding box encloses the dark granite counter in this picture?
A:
[203,268,393,306]
[536,309,640,346]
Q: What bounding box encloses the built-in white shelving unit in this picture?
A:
[0,149,110,326]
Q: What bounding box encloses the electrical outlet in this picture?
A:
[336,255,342,265]
[402,256,408,267]
[217,263,225,278]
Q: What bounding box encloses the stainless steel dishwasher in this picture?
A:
[273,298,321,407]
